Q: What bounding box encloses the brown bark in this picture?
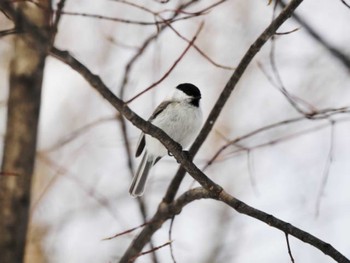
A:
[0,2,50,262]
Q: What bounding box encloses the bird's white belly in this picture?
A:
[145,102,202,157]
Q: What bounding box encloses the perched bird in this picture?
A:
[129,83,203,197]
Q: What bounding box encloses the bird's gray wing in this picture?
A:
[135,101,172,157]
[149,100,172,121]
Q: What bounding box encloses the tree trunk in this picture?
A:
[0,2,50,262]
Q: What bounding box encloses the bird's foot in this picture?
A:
[168,150,192,163]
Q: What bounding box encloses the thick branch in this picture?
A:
[122,188,350,263]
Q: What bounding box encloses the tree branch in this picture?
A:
[121,187,350,263]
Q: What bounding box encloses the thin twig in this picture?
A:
[315,120,335,217]
[129,241,172,262]
[285,233,295,263]
[168,216,177,263]
[203,116,305,169]
[102,221,154,241]
[268,5,315,116]
[54,10,200,26]
[116,0,226,20]
[258,60,317,115]
[247,150,259,196]
[206,116,350,168]
[118,0,200,102]
[50,0,66,45]
[0,28,20,37]
[126,22,204,103]
[117,0,232,71]
[105,34,139,50]
[224,121,342,162]
[275,27,300,35]
[164,21,235,70]
[122,0,234,71]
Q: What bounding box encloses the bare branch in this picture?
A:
[126,22,203,103]
[50,0,66,44]
[54,10,201,26]
[315,120,335,217]
[257,61,318,115]
[268,13,316,116]
[340,0,350,9]
[246,150,259,196]
[207,116,349,168]
[218,190,349,263]
[116,0,227,20]
[285,233,295,263]
[0,28,20,37]
[168,216,177,263]
[120,188,218,262]
[121,187,350,263]
[130,241,172,262]
[118,0,200,101]
[164,21,235,71]
[102,221,153,241]
[117,1,234,71]
[275,27,300,35]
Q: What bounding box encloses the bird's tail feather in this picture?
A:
[129,152,155,197]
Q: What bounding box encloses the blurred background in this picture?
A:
[1,0,350,262]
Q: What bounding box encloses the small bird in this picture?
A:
[129,83,203,197]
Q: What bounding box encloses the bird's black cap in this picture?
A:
[176,83,201,99]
